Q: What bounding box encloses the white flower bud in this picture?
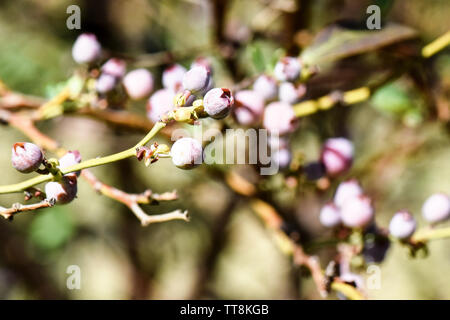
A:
[234,90,265,125]
[45,177,78,205]
[271,148,291,170]
[422,193,450,224]
[182,66,211,94]
[341,195,374,228]
[334,179,363,208]
[279,82,305,104]
[321,137,354,177]
[171,138,203,169]
[203,88,234,119]
[72,33,101,64]
[274,57,302,82]
[320,203,341,227]
[253,75,278,101]
[162,64,187,92]
[95,74,117,94]
[389,210,416,239]
[11,142,43,173]
[101,58,126,78]
[123,69,154,100]
[58,150,82,177]
[146,89,175,123]
[263,102,297,135]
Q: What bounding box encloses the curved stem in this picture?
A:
[0,121,166,195]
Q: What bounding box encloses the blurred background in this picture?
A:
[0,0,449,299]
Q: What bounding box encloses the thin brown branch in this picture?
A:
[0,198,55,220]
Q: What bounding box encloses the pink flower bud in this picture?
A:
[319,202,341,227]
[253,75,278,101]
[72,33,101,64]
[45,176,77,205]
[96,74,117,94]
[263,102,297,135]
[101,58,126,78]
[58,150,82,177]
[389,210,416,239]
[162,64,187,92]
[123,69,154,100]
[182,66,211,94]
[321,137,354,177]
[272,148,291,170]
[279,82,305,104]
[203,88,234,119]
[191,57,213,74]
[274,57,302,82]
[171,137,203,169]
[234,90,265,125]
[146,89,176,123]
[334,179,363,208]
[11,142,43,173]
[422,193,450,224]
[340,195,374,228]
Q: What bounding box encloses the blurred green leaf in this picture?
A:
[301,23,417,66]
[371,83,413,114]
[29,206,75,250]
[250,43,266,73]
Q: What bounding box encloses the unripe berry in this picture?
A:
[96,73,117,94]
[274,57,302,82]
[389,210,416,239]
[182,66,211,94]
[101,58,126,78]
[334,179,363,208]
[123,69,154,100]
[162,64,187,92]
[340,195,374,228]
[72,33,101,64]
[422,193,450,224]
[171,137,203,169]
[253,75,278,101]
[45,176,77,205]
[279,82,305,104]
[321,137,354,177]
[263,102,297,135]
[319,202,341,227]
[146,88,175,123]
[11,142,43,173]
[203,88,234,119]
[58,150,82,177]
[234,90,265,125]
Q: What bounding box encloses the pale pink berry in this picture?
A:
[274,57,302,82]
[340,195,374,228]
[422,193,450,224]
[253,75,278,101]
[96,74,117,93]
[101,58,126,78]
[334,179,363,208]
[320,203,341,227]
[146,89,175,123]
[11,142,43,173]
[162,64,187,92]
[171,137,203,169]
[389,210,416,239]
[321,137,354,177]
[234,90,265,125]
[58,151,82,177]
[182,66,211,94]
[203,88,234,119]
[45,177,77,205]
[278,82,305,104]
[263,102,297,135]
[72,33,101,64]
[123,69,154,100]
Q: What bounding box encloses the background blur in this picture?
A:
[0,0,449,299]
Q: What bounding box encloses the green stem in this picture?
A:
[412,227,450,243]
[0,121,166,195]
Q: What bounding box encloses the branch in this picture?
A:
[422,30,450,58]
[0,198,56,220]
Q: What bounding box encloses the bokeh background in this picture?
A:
[0,0,449,299]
